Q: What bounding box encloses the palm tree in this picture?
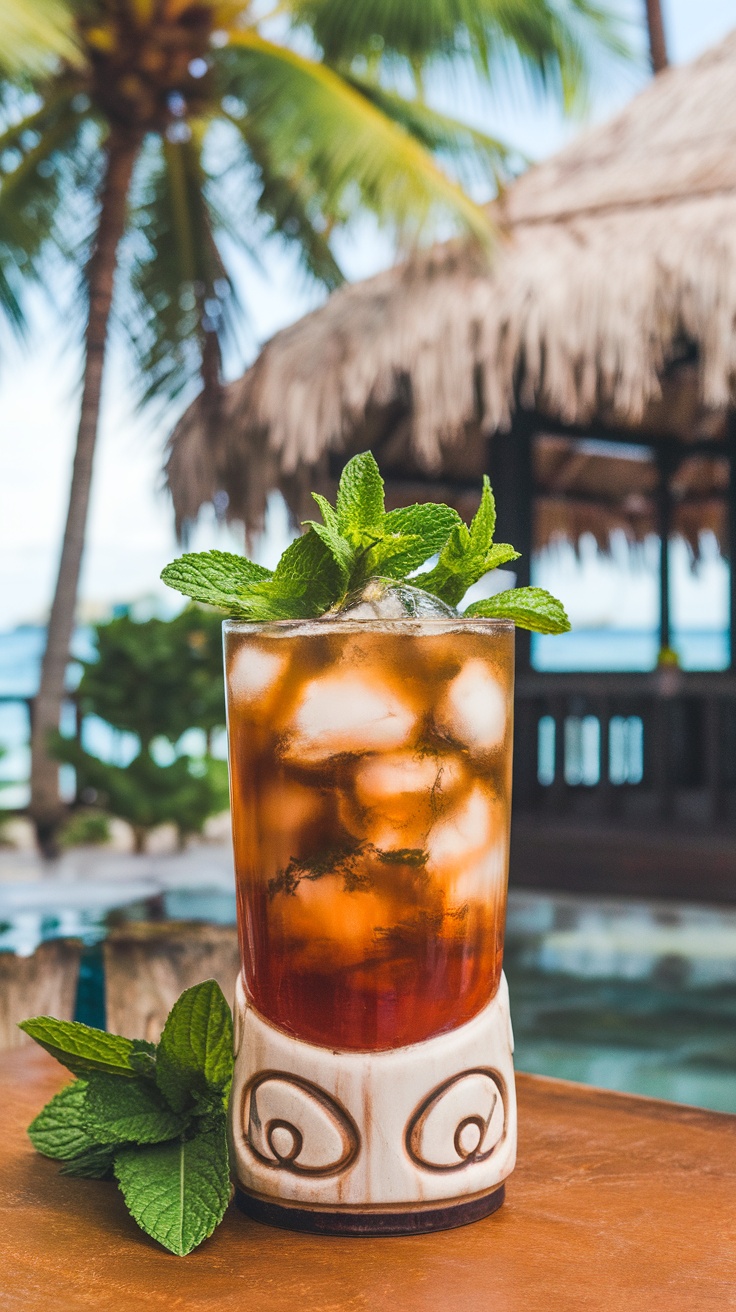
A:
[0,0,624,853]
[644,0,668,73]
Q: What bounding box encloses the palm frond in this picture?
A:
[218,31,492,246]
[0,0,80,75]
[284,0,629,106]
[343,74,518,193]
[0,90,96,330]
[124,128,240,407]
[220,109,344,290]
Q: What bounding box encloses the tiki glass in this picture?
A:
[225,616,518,1234]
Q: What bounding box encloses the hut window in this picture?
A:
[564,716,601,787]
[537,716,556,786]
[609,716,644,786]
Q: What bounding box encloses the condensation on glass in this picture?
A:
[224,617,515,1052]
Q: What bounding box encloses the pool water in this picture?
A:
[3,886,735,1115]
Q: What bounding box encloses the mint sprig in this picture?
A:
[465,586,572,633]
[22,980,233,1256]
[161,451,571,635]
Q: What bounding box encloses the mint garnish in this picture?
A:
[161,451,570,634]
[22,980,233,1256]
[465,586,571,633]
[413,476,519,606]
[114,1118,231,1259]
[19,1017,143,1078]
[155,978,233,1115]
[28,1080,105,1162]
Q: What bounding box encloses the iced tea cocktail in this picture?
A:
[225,618,514,1052]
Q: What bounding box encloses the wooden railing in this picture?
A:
[5,679,736,831]
[513,671,736,828]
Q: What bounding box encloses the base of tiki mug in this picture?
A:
[229,973,517,1235]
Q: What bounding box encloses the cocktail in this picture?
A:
[161,452,569,1234]
[226,617,513,1054]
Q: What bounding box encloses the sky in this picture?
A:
[2,0,736,637]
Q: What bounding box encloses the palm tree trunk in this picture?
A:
[29,127,141,856]
[645,0,668,74]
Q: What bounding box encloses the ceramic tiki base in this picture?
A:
[229,972,517,1235]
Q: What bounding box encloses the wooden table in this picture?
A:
[3,1048,736,1311]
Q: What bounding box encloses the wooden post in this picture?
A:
[0,940,82,1051]
[656,448,673,655]
[728,416,736,672]
[489,414,535,673]
[103,922,240,1042]
[645,0,669,74]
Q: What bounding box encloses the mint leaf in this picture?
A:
[415,478,519,606]
[114,1117,230,1256]
[465,587,571,633]
[83,1072,189,1145]
[311,491,340,534]
[354,504,462,585]
[336,452,385,543]
[28,1080,99,1161]
[302,519,354,587]
[262,527,345,616]
[60,1146,117,1179]
[129,1039,157,1079]
[413,522,471,605]
[156,981,233,1115]
[381,503,461,564]
[19,1018,139,1079]
[160,551,272,611]
[361,533,424,580]
[469,473,496,548]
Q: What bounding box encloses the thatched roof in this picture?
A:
[167,31,736,550]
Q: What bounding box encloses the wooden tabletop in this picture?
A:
[3,1048,736,1312]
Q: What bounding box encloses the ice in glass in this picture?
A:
[225,617,514,1052]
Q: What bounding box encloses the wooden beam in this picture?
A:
[533,415,726,461]
[646,0,669,74]
[490,415,535,672]
[728,415,736,671]
[656,448,673,653]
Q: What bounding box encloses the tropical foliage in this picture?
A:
[54,609,228,851]
[0,0,625,846]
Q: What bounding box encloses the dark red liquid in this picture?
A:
[225,621,513,1051]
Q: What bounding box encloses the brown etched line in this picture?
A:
[241,1070,360,1177]
[406,1067,508,1173]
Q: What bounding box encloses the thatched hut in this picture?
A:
[168,31,736,570]
[167,31,736,897]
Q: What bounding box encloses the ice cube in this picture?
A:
[427,784,495,869]
[344,750,465,850]
[273,873,399,969]
[259,778,323,832]
[435,659,507,753]
[279,670,415,762]
[228,644,288,703]
[425,784,508,906]
[337,580,456,620]
[354,751,462,804]
[442,837,508,906]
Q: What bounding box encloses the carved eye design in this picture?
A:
[242,1072,360,1177]
[406,1069,507,1172]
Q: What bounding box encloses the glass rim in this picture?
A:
[222,616,516,635]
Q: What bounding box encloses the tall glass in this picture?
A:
[224,617,514,1054]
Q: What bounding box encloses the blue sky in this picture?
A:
[1,0,736,634]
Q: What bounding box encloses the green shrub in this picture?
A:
[59,809,111,849]
[55,606,228,850]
